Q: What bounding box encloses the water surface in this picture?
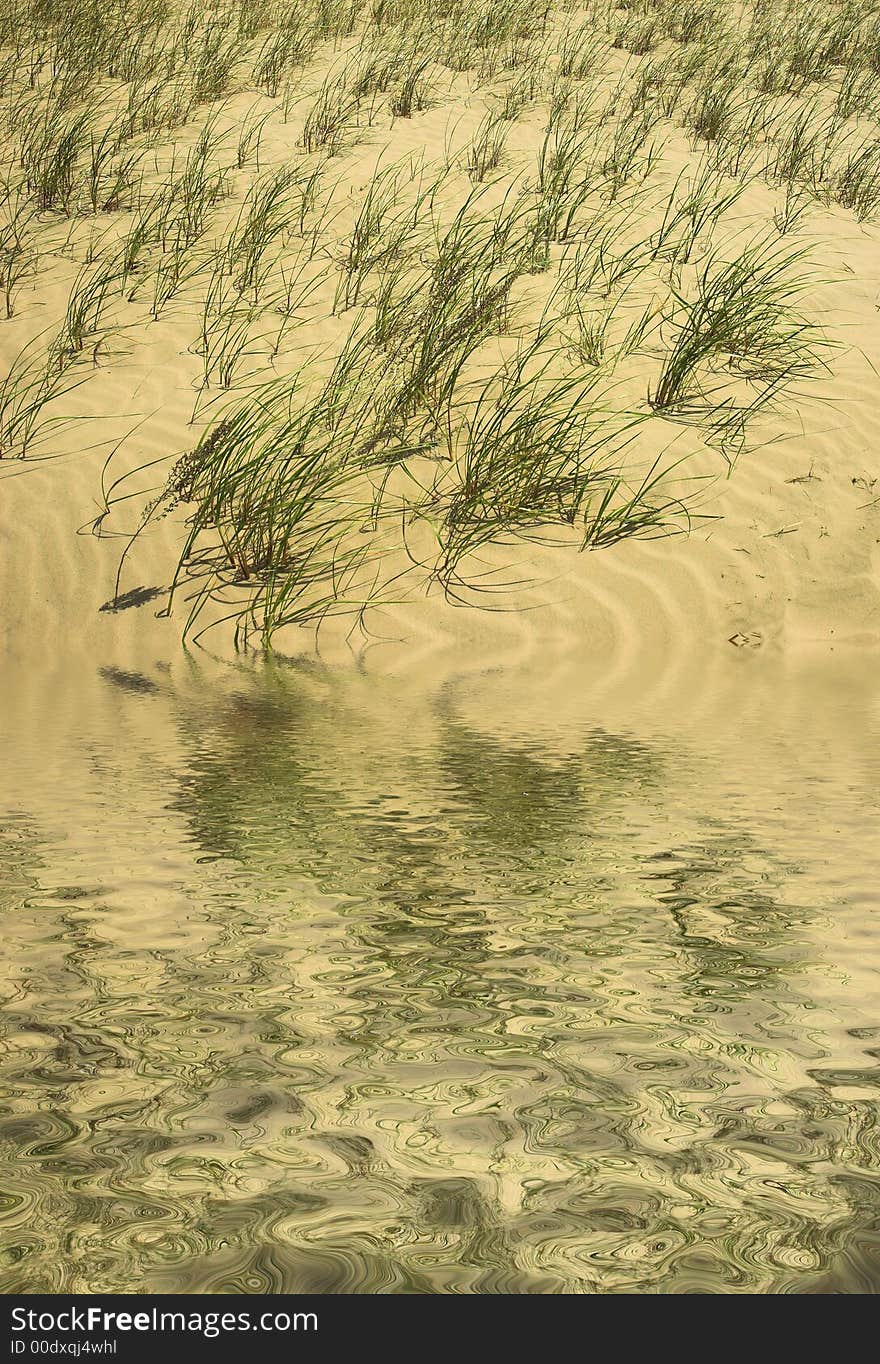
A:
[1,650,879,1293]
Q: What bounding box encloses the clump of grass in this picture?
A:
[161,119,230,251]
[684,60,745,145]
[0,334,91,459]
[388,52,434,118]
[369,0,424,34]
[301,64,372,154]
[123,75,192,141]
[773,180,812,234]
[833,136,880,220]
[194,266,259,391]
[650,161,743,268]
[121,123,229,316]
[119,192,163,290]
[236,105,272,171]
[558,22,605,80]
[492,68,541,121]
[835,66,880,123]
[270,254,326,358]
[466,112,508,183]
[144,372,391,648]
[530,98,601,244]
[633,43,707,120]
[434,355,686,599]
[658,0,722,45]
[433,0,543,76]
[748,7,837,98]
[147,229,204,321]
[600,104,657,200]
[560,212,654,303]
[82,121,144,214]
[611,12,660,56]
[768,100,837,189]
[649,240,825,439]
[52,251,124,369]
[0,187,37,318]
[568,302,614,367]
[17,96,94,213]
[333,160,412,311]
[183,7,246,104]
[226,164,303,303]
[252,14,318,96]
[559,265,657,368]
[316,0,365,40]
[106,3,172,83]
[382,185,534,439]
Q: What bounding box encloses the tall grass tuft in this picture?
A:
[649,240,826,454]
[0,188,37,318]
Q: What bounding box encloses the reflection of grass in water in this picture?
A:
[170,670,673,1129]
[174,670,809,1082]
[170,671,818,1091]
[642,828,807,1000]
[0,819,44,914]
[172,666,663,897]
[169,667,814,1036]
[437,715,660,860]
[164,668,870,1293]
[3,668,872,1293]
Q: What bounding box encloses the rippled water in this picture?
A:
[2,650,879,1293]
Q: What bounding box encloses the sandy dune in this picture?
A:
[2,5,880,686]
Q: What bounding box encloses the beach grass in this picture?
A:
[2,0,877,645]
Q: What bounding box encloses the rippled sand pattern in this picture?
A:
[2,655,879,1293]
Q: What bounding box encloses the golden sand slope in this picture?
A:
[2,32,880,681]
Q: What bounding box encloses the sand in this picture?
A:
[2,10,880,685]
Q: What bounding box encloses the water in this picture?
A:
[1,649,879,1293]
